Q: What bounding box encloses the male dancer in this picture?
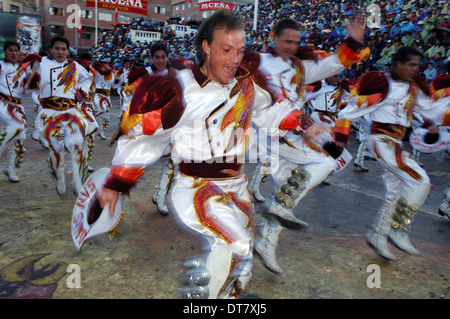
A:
[98,11,330,299]
[114,58,131,112]
[0,41,27,182]
[430,73,450,219]
[335,47,450,260]
[92,60,114,140]
[75,53,98,177]
[27,36,90,195]
[146,43,178,216]
[253,17,366,274]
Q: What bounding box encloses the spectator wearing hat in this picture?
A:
[401,18,416,34]
[377,40,396,68]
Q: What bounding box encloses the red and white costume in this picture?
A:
[92,62,114,139]
[252,42,365,274]
[76,58,98,177]
[0,59,28,182]
[431,74,450,219]
[27,55,91,195]
[335,71,450,259]
[102,52,309,298]
[117,63,179,215]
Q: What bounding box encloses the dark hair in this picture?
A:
[78,52,91,61]
[391,46,423,66]
[150,43,169,57]
[195,10,243,66]
[4,41,20,52]
[50,36,70,49]
[274,18,300,37]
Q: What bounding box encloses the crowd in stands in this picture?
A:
[89,0,449,82]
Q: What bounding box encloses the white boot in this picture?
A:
[152,160,173,215]
[71,149,84,195]
[412,149,423,167]
[438,187,450,220]
[31,130,39,141]
[50,152,66,196]
[354,140,369,172]
[97,129,106,140]
[268,201,308,227]
[254,216,284,274]
[4,144,19,183]
[56,166,66,195]
[97,118,109,140]
[249,162,267,202]
[366,202,397,260]
[389,197,420,255]
[0,126,18,158]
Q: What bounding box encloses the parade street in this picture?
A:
[0,94,449,300]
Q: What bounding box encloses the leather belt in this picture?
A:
[179,160,243,179]
[95,89,110,96]
[0,92,22,105]
[371,121,407,140]
[40,97,77,111]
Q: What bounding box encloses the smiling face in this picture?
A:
[201,27,245,86]
[50,41,69,63]
[152,49,169,72]
[274,28,301,61]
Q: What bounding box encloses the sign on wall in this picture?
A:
[86,0,147,16]
[198,1,234,12]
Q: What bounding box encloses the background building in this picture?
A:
[1,0,250,54]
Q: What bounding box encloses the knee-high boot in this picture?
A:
[49,151,66,195]
[366,201,397,260]
[249,161,267,202]
[3,140,25,183]
[71,144,85,195]
[354,139,369,172]
[439,187,450,219]
[152,159,174,215]
[254,215,284,274]
[388,183,430,255]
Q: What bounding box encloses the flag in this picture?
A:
[77,15,82,34]
[115,7,119,23]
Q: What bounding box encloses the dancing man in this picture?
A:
[0,41,28,182]
[92,60,114,140]
[97,11,329,299]
[252,17,366,274]
[334,47,450,260]
[27,36,90,195]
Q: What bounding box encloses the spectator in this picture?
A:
[390,20,402,38]
[424,62,438,83]
[377,40,396,68]
[425,38,446,60]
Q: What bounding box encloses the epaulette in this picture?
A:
[349,71,389,107]
[430,73,450,100]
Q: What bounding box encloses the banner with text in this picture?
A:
[199,1,234,12]
[86,0,147,16]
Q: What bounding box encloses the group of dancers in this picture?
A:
[1,10,449,299]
